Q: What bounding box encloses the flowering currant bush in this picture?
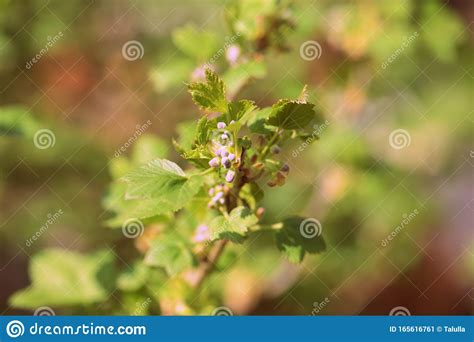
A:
[10,1,326,315]
[106,69,327,301]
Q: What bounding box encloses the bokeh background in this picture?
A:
[0,0,472,315]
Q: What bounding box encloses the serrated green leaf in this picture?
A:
[10,249,114,308]
[275,216,326,263]
[122,159,186,199]
[144,236,195,276]
[196,116,213,145]
[187,69,228,113]
[119,159,204,218]
[103,182,172,226]
[227,99,256,123]
[266,100,316,130]
[209,206,258,243]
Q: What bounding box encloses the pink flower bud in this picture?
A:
[209,157,220,168]
[212,191,224,203]
[228,153,235,161]
[217,122,226,129]
[221,157,231,168]
[225,170,235,183]
[226,45,240,65]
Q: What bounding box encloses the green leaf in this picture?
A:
[175,120,198,151]
[223,60,267,97]
[266,100,316,130]
[144,236,195,276]
[131,135,169,164]
[196,116,213,145]
[248,107,276,134]
[150,57,194,92]
[173,140,212,169]
[187,69,228,113]
[239,182,264,210]
[103,182,172,226]
[172,25,219,61]
[275,217,326,263]
[10,249,114,308]
[117,262,150,292]
[0,106,39,137]
[227,99,256,123]
[122,159,186,199]
[119,159,204,218]
[421,2,465,63]
[209,206,258,243]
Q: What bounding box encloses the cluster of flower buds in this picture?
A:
[209,122,239,183]
[192,224,210,243]
[207,183,230,208]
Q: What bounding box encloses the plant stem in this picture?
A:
[192,239,228,289]
[260,128,281,160]
[191,154,248,290]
